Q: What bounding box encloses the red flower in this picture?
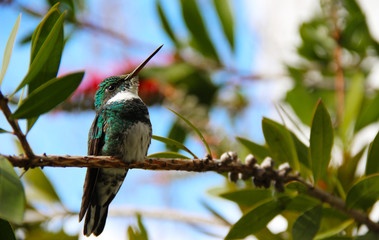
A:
[139,78,164,105]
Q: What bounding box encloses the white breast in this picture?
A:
[106,90,139,105]
[121,122,151,162]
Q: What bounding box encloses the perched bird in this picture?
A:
[79,45,162,236]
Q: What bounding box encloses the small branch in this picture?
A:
[297,178,379,232]
[0,91,34,158]
[3,154,253,174]
[2,153,379,232]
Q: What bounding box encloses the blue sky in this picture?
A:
[0,1,266,239]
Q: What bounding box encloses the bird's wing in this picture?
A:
[79,114,105,221]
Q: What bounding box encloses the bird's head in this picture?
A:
[94,45,162,110]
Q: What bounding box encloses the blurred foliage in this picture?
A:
[2,0,379,239]
[212,0,379,239]
[127,215,149,240]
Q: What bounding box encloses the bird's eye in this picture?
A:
[107,84,116,92]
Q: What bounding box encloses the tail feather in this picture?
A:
[83,204,109,236]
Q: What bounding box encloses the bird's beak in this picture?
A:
[126,45,163,81]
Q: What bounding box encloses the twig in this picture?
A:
[0,91,34,158]
[297,178,379,232]
[3,154,253,173]
[2,153,379,232]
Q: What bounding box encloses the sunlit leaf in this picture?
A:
[213,0,234,50]
[0,158,25,224]
[226,197,290,239]
[262,118,300,170]
[292,205,322,240]
[365,131,379,175]
[236,137,269,163]
[147,151,190,159]
[169,108,212,156]
[0,219,15,240]
[23,168,61,204]
[346,174,379,210]
[309,100,333,182]
[14,5,65,93]
[0,14,21,86]
[13,72,84,119]
[180,0,219,62]
[152,135,197,158]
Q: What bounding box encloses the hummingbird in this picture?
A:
[79,45,162,236]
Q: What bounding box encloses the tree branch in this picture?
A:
[2,153,379,232]
[0,91,34,158]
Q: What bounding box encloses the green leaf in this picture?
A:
[0,14,21,86]
[355,93,379,132]
[0,128,11,134]
[226,197,290,239]
[25,228,77,240]
[292,205,322,240]
[286,85,317,125]
[14,5,65,93]
[340,73,364,140]
[346,174,379,210]
[219,188,273,207]
[127,214,149,240]
[290,132,310,169]
[213,0,235,50]
[262,118,300,170]
[23,168,61,204]
[315,219,354,240]
[156,1,180,48]
[0,158,25,223]
[285,194,320,212]
[12,72,84,119]
[147,151,190,159]
[365,131,379,175]
[28,9,64,93]
[0,219,16,240]
[339,146,366,190]
[180,0,219,62]
[309,100,333,182]
[169,108,212,156]
[27,116,39,133]
[152,135,197,158]
[235,137,269,163]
